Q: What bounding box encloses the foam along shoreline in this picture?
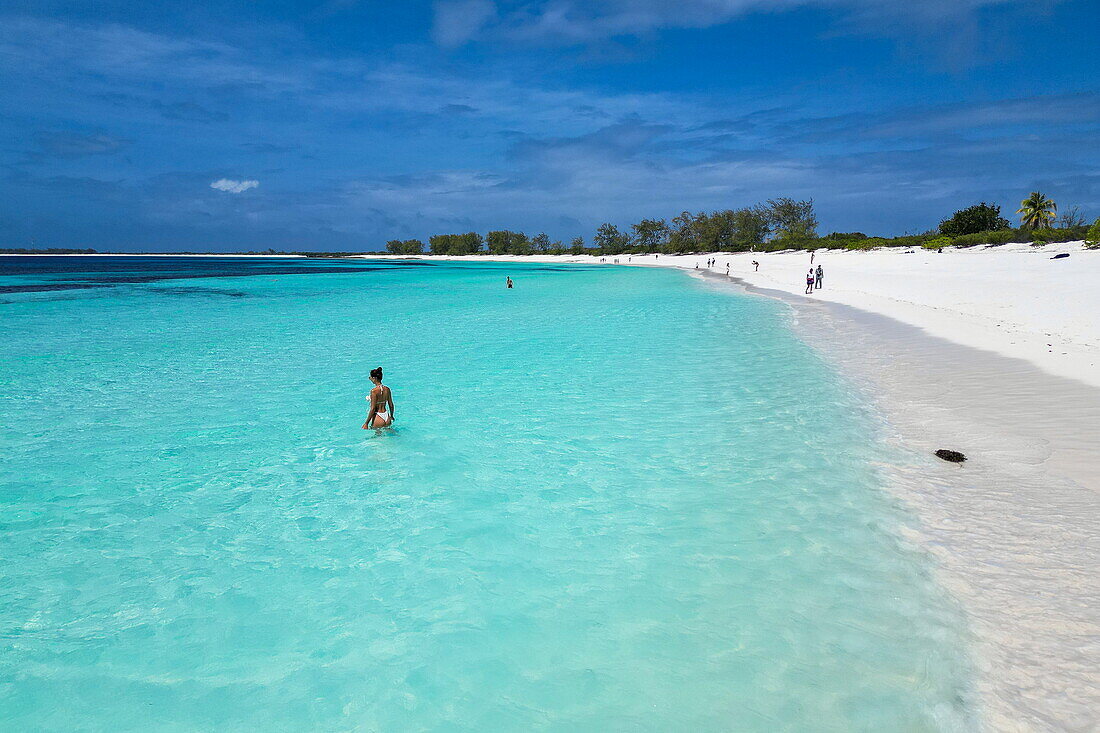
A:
[366,246,1100,730]
[695,268,1100,731]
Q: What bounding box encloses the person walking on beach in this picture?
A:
[506,276,513,289]
[814,264,823,290]
[805,268,815,294]
[363,367,395,429]
[752,260,760,271]
[810,251,815,264]
[726,263,730,275]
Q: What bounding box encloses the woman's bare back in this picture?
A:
[364,384,395,428]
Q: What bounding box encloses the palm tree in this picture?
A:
[1017,191,1057,230]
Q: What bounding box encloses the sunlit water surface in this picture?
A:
[0,256,974,730]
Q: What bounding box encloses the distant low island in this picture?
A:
[1,247,100,255]
[0,248,361,257]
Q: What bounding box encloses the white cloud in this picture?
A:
[432,0,497,47]
[434,0,1038,46]
[210,178,259,193]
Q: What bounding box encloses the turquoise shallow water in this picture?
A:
[0,257,973,730]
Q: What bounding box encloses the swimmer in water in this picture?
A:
[363,367,395,429]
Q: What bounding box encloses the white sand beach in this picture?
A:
[659,242,1100,390]
[372,244,1100,731]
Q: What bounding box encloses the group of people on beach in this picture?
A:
[691,256,821,292]
[805,264,823,294]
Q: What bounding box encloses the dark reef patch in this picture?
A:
[0,255,424,294]
[155,286,250,297]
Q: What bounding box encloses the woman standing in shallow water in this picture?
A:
[363,367,395,428]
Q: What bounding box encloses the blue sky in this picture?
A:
[1,0,1097,251]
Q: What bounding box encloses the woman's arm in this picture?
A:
[363,390,379,428]
[387,391,395,420]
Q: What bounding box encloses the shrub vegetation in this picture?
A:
[380,191,1093,256]
[1087,218,1100,249]
[939,202,1010,237]
[385,239,425,255]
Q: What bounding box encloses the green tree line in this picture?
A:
[385,191,1097,256]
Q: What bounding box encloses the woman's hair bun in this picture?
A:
[370,367,383,380]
